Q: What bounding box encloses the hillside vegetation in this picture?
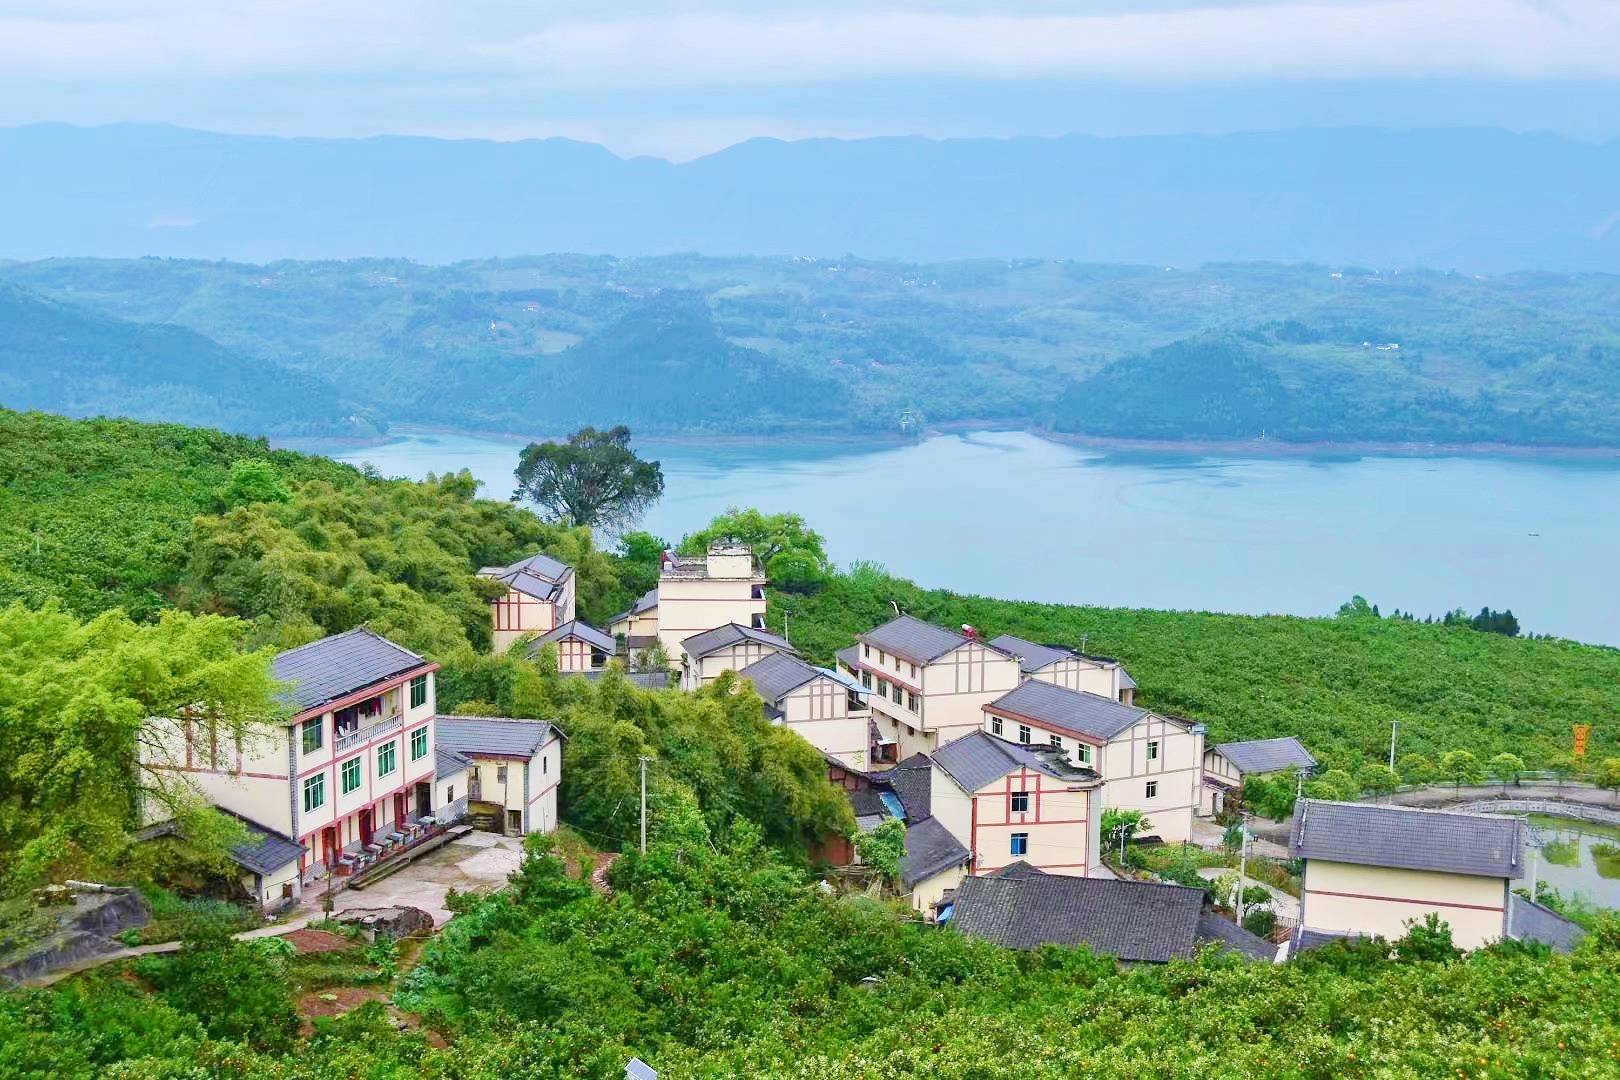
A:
[5,257,1620,445]
[773,564,1620,771]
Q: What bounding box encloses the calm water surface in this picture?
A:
[1529,815,1620,908]
[299,430,1620,646]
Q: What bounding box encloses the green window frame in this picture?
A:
[302,773,325,812]
[340,756,361,795]
[301,717,323,755]
[410,726,428,761]
[409,674,428,710]
[377,740,397,778]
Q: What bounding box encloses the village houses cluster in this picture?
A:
[139,541,1582,962]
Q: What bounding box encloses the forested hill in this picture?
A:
[6,257,1620,446]
[4,123,1620,271]
[0,283,375,437]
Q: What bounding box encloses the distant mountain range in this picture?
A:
[3,123,1619,271]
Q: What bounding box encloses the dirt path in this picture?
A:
[21,915,314,988]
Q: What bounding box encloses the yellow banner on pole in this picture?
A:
[1573,725,1592,758]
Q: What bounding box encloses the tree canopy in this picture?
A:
[680,508,831,589]
[513,426,664,532]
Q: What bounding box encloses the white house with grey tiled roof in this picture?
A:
[480,552,577,655]
[981,680,1203,843]
[606,544,768,669]
[680,622,794,690]
[527,619,616,674]
[737,652,872,769]
[838,615,1022,760]
[140,627,457,893]
[434,716,564,836]
[1290,800,1534,951]
[988,634,1138,706]
[1200,736,1316,817]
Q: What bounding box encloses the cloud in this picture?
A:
[0,0,1616,85]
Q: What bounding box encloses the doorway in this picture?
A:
[506,809,522,835]
[393,791,407,827]
[321,826,338,867]
[414,781,432,818]
[359,808,374,846]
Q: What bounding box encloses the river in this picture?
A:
[298,429,1620,646]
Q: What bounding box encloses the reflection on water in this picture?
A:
[290,428,1620,646]
[1529,815,1620,910]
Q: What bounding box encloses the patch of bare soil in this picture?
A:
[284,929,354,954]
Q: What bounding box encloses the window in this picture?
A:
[542,754,548,775]
[376,741,397,778]
[302,773,325,812]
[496,765,508,783]
[1011,791,1030,813]
[410,726,429,761]
[990,715,1003,736]
[409,674,428,709]
[909,663,917,678]
[1050,734,1062,749]
[1010,832,1029,856]
[891,683,904,704]
[1077,744,1092,765]
[863,644,870,658]
[301,717,323,755]
[907,692,919,710]
[860,671,871,689]
[447,785,455,802]
[1018,724,1031,745]
[1146,781,1159,799]
[1147,740,1160,761]
[340,756,361,794]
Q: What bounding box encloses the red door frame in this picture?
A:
[359,808,374,846]
[321,826,338,867]
[393,792,407,826]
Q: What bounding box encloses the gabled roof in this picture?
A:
[834,644,862,671]
[1212,736,1316,775]
[434,715,559,759]
[611,588,659,624]
[222,810,305,876]
[480,552,574,601]
[529,619,616,655]
[858,614,994,665]
[1195,913,1278,961]
[951,866,1211,962]
[985,680,1150,743]
[900,817,970,888]
[1507,893,1585,953]
[273,628,429,713]
[931,730,1100,794]
[435,744,473,779]
[1290,800,1524,880]
[884,753,933,821]
[738,651,823,705]
[681,622,793,660]
[575,668,671,690]
[988,634,1081,674]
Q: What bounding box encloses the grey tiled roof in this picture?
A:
[1213,737,1316,775]
[1290,801,1524,879]
[931,730,1100,794]
[859,615,974,664]
[1118,668,1137,690]
[681,622,793,660]
[738,651,821,705]
[273,628,428,712]
[834,644,862,671]
[1291,927,1362,953]
[218,809,306,876]
[900,816,970,888]
[530,619,616,655]
[1508,893,1585,953]
[480,552,573,601]
[435,744,473,779]
[434,715,557,759]
[1195,913,1278,961]
[951,867,1209,962]
[577,668,671,690]
[884,753,933,820]
[986,680,1147,742]
[988,634,1076,673]
[611,588,659,624]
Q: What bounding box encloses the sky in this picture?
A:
[2,0,1617,160]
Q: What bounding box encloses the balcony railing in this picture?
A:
[334,711,402,753]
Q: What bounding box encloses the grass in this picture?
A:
[1541,841,1582,868]
[133,887,258,945]
[1592,842,1620,880]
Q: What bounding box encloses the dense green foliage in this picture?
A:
[6,819,1619,1078]
[771,563,1620,771]
[7,257,1620,444]
[0,282,369,436]
[0,604,277,893]
[678,507,832,589]
[514,425,665,530]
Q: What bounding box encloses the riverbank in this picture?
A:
[278,422,1620,464]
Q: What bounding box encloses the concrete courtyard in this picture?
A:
[322,831,524,926]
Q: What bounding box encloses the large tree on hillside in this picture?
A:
[513,426,665,532]
[679,508,831,589]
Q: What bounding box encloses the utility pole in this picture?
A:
[1388,720,1398,772]
[638,756,651,854]
[1237,817,1250,923]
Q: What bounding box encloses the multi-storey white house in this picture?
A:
[608,589,660,655]
[480,552,577,655]
[737,651,872,769]
[836,615,1021,759]
[680,622,794,690]
[140,628,449,891]
[988,634,1138,706]
[929,730,1104,879]
[980,679,1203,843]
[607,544,769,668]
